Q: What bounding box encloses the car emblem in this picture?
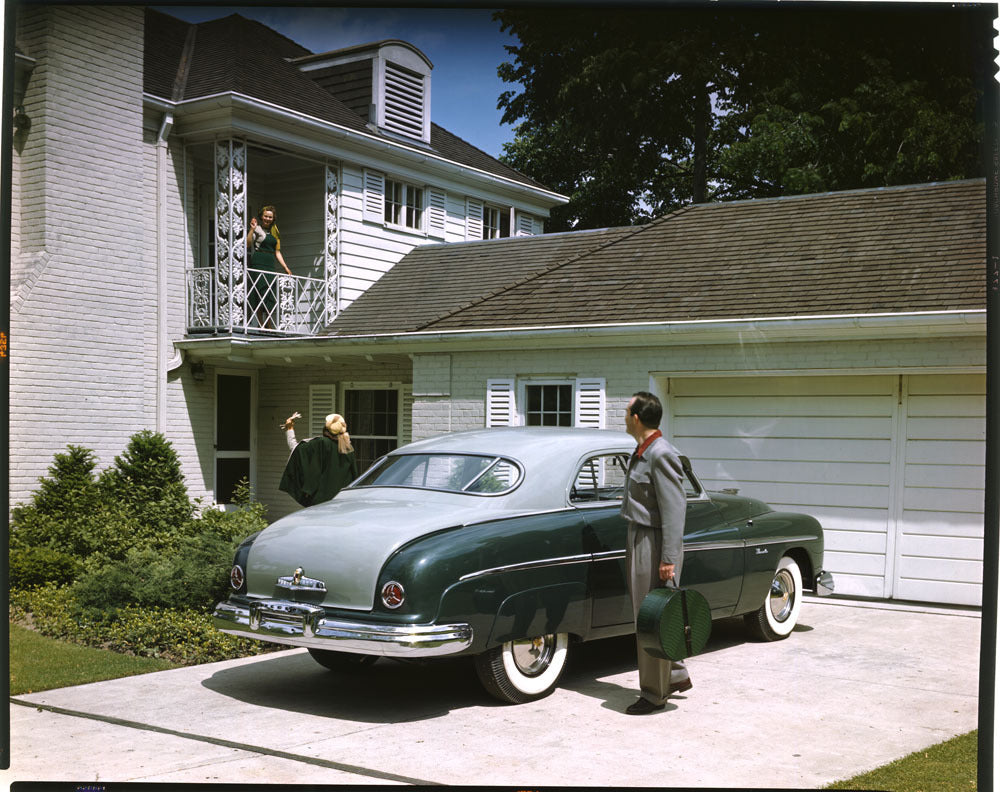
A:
[277,568,328,592]
[292,567,304,585]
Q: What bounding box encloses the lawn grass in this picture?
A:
[824,729,978,791]
[10,623,177,695]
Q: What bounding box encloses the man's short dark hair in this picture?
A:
[630,391,662,429]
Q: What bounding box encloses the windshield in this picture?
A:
[353,453,523,495]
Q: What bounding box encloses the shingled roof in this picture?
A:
[328,226,636,335]
[143,9,548,190]
[328,179,985,336]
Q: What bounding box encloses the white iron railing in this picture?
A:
[186,266,329,336]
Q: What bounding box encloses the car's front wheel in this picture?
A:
[744,555,803,641]
[307,648,379,672]
[474,632,570,704]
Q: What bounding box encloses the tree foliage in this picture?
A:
[495,6,990,230]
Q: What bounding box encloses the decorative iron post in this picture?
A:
[215,138,248,332]
[324,162,341,326]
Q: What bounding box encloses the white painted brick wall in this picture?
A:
[10,6,153,507]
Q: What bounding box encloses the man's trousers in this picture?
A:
[626,520,690,705]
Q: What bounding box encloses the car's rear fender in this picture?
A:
[485,582,590,647]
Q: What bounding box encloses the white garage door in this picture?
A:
[666,374,984,606]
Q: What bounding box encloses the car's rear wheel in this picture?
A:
[474,632,569,704]
[307,647,379,672]
[744,555,803,641]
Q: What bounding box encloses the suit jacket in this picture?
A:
[620,435,687,565]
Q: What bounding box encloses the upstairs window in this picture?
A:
[483,206,511,239]
[385,179,423,230]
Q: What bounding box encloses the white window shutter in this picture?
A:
[399,385,414,445]
[486,378,516,427]
[466,198,484,240]
[309,384,337,437]
[363,170,385,223]
[516,212,535,236]
[427,188,447,239]
[574,378,605,429]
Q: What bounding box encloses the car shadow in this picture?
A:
[203,617,812,721]
[201,650,495,723]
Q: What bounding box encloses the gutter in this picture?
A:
[174,309,986,360]
[141,92,568,207]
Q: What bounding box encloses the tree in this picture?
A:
[495,5,990,230]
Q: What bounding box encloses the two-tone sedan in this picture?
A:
[214,427,834,703]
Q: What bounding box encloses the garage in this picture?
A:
[663,373,985,606]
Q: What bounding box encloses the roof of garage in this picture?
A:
[327,178,985,336]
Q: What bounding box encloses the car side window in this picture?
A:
[570,453,630,503]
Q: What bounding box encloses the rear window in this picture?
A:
[353,453,522,495]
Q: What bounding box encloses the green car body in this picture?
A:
[214,427,833,702]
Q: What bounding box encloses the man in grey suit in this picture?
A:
[621,391,692,714]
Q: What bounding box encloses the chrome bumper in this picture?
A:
[815,570,835,597]
[213,599,474,657]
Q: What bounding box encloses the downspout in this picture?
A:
[157,111,177,433]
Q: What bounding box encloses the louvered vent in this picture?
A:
[383,62,425,140]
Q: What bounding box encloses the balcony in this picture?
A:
[186,265,331,336]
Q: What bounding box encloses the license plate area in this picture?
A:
[249,600,325,637]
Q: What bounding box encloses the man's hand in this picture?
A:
[659,562,675,583]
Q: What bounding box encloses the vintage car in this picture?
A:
[214,427,834,703]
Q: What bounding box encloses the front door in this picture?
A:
[215,372,253,504]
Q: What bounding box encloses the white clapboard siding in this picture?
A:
[669,375,897,599]
[309,384,337,437]
[486,378,516,427]
[893,374,985,606]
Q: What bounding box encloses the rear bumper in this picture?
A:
[213,598,474,657]
[814,570,835,597]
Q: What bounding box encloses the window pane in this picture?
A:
[217,375,251,451]
[216,458,250,504]
[356,453,521,494]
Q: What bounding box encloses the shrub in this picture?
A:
[9,546,81,588]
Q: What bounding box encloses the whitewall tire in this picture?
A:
[745,555,803,641]
[474,632,570,704]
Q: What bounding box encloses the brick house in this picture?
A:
[176,179,985,607]
[10,7,564,509]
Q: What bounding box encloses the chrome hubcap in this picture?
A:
[769,569,795,622]
[510,634,555,677]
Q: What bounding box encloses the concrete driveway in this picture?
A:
[6,597,982,787]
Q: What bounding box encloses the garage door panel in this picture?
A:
[906,373,986,396]
[672,376,895,397]
[903,486,985,514]
[679,437,892,463]
[710,481,889,510]
[897,556,983,585]
[823,550,887,577]
[900,510,983,538]
[781,506,886,535]
[904,439,985,466]
[893,578,982,606]
[905,416,985,441]
[830,573,886,598]
[678,416,891,440]
[904,463,984,490]
[824,528,888,555]
[695,459,890,487]
[897,534,983,561]
[907,394,985,418]
[673,395,893,418]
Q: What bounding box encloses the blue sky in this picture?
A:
[157,6,520,159]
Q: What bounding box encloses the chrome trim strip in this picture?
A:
[275,575,328,593]
[748,535,819,548]
[685,540,746,552]
[592,550,625,561]
[213,600,473,657]
[458,553,593,582]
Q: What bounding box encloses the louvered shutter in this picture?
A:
[427,188,447,239]
[466,198,484,240]
[486,378,516,427]
[363,170,385,223]
[399,385,414,444]
[309,384,337,437]
[574,378,605,429]
[516,212,536,236]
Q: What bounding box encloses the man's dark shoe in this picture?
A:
[670,678,693,694]
[625,697,665,715]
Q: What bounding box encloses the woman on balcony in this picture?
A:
[247,205,293,329]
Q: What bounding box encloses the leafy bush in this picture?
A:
[9,546,81,588]
[10,584,277,665]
